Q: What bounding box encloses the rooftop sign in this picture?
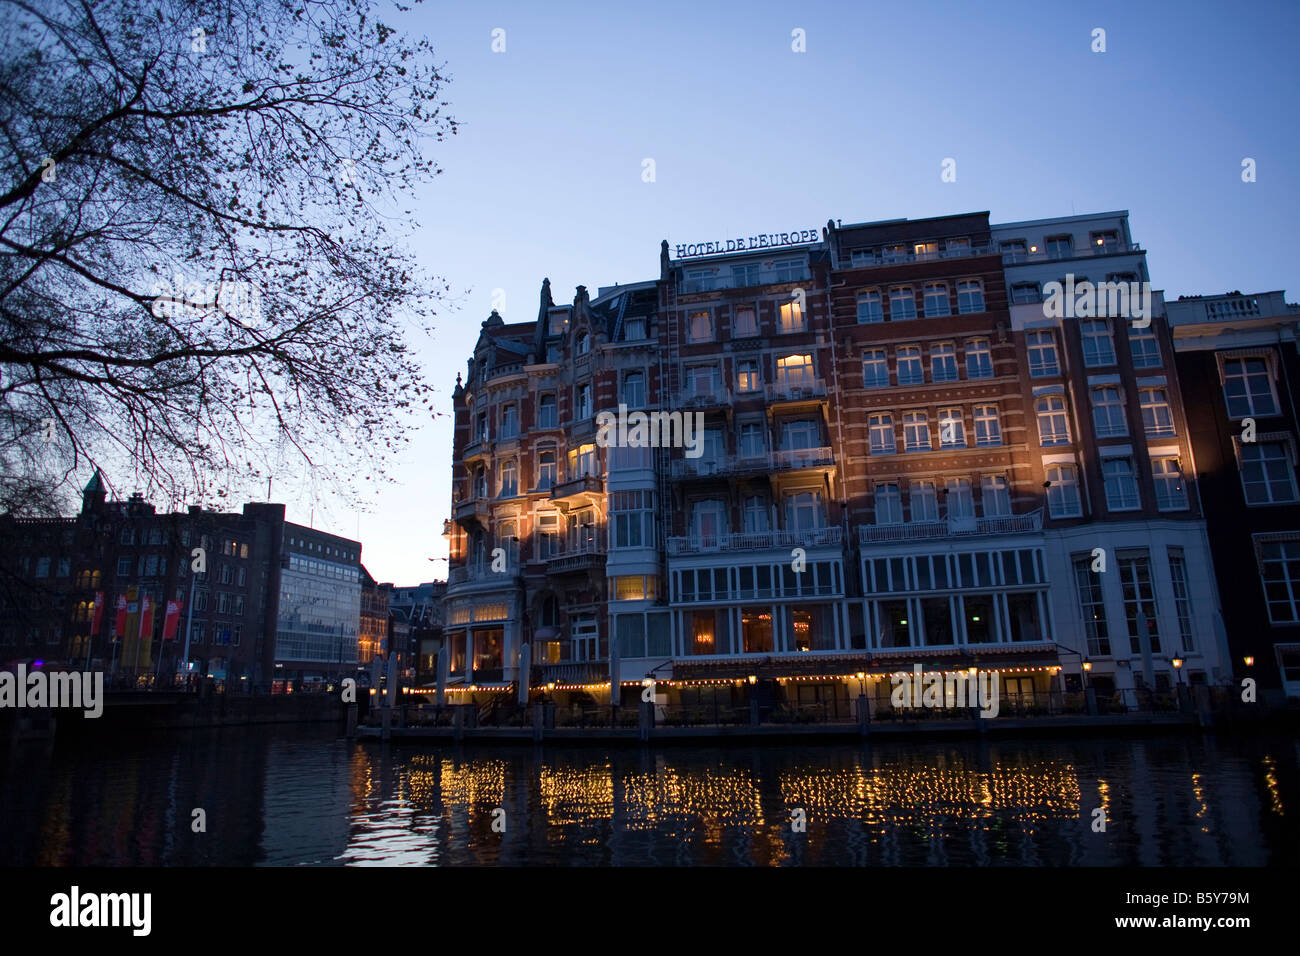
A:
[674,228,821,260]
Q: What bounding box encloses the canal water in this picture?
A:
[2,727,1297,865]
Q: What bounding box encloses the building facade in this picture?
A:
[1168,289,1300,701]
[440,208,1235,711]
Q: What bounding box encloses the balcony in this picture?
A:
[765,378,827,404]
[452,497,491,529]
[1166,291,1299,326]
[447,563,517,587]
[998,241,1142,265]
[668,446,835,480]
[550,474,603,512]
[834,244,999,270]
[858,509,1043,545]
[675,387,733,410]
[546,540,607,575]
[680,267,811,295]
[462,437,492,463]
[668,525,842,556]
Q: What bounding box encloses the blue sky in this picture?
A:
[320,0,1300,583]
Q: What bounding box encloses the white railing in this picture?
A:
[669,447,834,479]
[765,379,827,402]
[675,387,734,408]
[858,510,1043,545]
[668,525,842,555]
[680,268,811,294]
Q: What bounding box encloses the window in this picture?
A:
[474,466,488,499]
[739,422,766,459]
[688,311,712,342]
[875,484,903,525]
[116,556,131,577]
[538,395,557,428]
[956,280,985,314]
[737,358,760,393]
[1010,282,1040,305]
[624,317,646,341]
[1046,464,1083,518]
[896,346,924,385]
[1222,356,1279,418]
[923,283,950,318]
[778,301,805,333]
[1080,320,1116,367]
[981,476,1011,516]
[938,408,966,448]
[537,513,560,559]
[862,349,889,388]
[770,258,804,283]
[1001,239,1027,262]
[549,312,566,335]
[731,262,760,288]
[690,499,727,541]
[1167,550,1195,653]
[500,404,518,439]
[56,557,71,578]
[687,364,718,396]
[785,490,825,530]
[1103,457,1140,511]
[1091,230,1120,253]
[567,443,598,478]
[1045,235,1073,259]
[889,287,917,321]
[1037,395,1072,445]
[1240,442,1299,504]
[945,478,974,519]
[1128,325,1161,369]
[946,237,971,256]
[780,419,818,451]
[499,460,518,497]
[1091,386,1127,437]
[902,411,930,451]
[911,481,939,521]
[621,372,645,407]
[1072,556,1110,656]
[973,405,1002,446]
[869,414,895,455]
[576,383,592,419]
[856,291,883,324]
[742,495,769,533]
[1027,331,1060,377]
[775,353,814,386]
[611,490,655,549]
[476,411,489,441]
[1259,539,1300,623]
[237,567,245,587]
[733,306,758,337]
[576,332,590,355]
[965,339,993,379]
[119,528,134,546]
[930,342,958,382]
[1138,387,1176,437]
[34,557,50,578]
[1118,554,1161,654]
[914,241,938,259]
[1151,458,1187,511]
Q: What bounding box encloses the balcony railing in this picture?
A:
[858,509,1043,545]
[452,497,491,526]
[447,563,516,586]
[998,241,1142,265]
[765,378,827,403]
[680,268,811,295]
[668,525,842,556]
[669,446,834,479]
[675,387,733,409]
[1166,291,1300,326]
[550,473,603,507]
[835,244,999,270]
[546,540,607,574]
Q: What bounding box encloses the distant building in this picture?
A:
[389,580,445,684]
[358,566,390,665]
[0,473,362,689]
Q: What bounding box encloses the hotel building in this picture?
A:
[442,210,1232,711]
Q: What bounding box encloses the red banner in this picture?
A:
[163,599,183,640]
[92,592,104,633]
[114,594,128,636]
[140,593,154,639]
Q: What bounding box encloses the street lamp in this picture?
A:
[1243,656,1255,668]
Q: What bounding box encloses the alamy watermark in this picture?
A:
[149,273,263,321]
[595,404,705,458]
[890,664,1000,718]
[0,664,104,718]
[1042,274,1151,327]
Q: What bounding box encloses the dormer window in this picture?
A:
[576,332,590,355]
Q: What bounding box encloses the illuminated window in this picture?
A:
[737,358,760,392]
[778,301,805,333]
[776,353,813,385]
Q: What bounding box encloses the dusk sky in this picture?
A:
[312,0,1300,584]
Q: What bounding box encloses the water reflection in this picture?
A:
[2,730,1296,866]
